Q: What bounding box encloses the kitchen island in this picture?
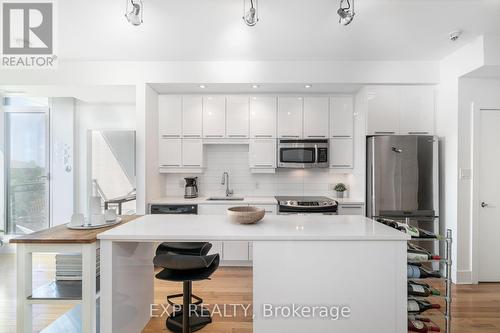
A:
[98,214,409,333]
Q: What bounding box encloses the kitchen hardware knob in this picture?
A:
[391,147,403,153]
[481,202,489,208]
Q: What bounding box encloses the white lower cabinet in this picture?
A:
[330,137,353,168]
[338,203,365,215]
[159,139,204,172]
[249,138,277,172]
[159,138,182,168]
[198,204,276,264]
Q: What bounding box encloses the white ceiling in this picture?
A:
[150,83,363,94]
[57,0,500,62]
[0,85,136,103]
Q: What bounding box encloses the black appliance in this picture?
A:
[276,196,338,214]
[150,204,198,215]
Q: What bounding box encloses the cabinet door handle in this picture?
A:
[341,206,363,209]
[374,131,395,134]
[254,135,273,138]
[408,131,429,135]
[331,164,352,167]
[281,135,300,138]
[183,135,201,138]
[307,135,326,138]
[228,135,247,138]
[183,164,201,167]
[161,135,180,138]
[253,164,274,167]
[160,164,180,167]
[332,135,352,138]
[204,135,224,138]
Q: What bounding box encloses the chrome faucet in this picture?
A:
[221,172,233,197]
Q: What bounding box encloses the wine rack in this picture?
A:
[408,229,453,333]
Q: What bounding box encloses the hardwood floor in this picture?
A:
[1,254,500,333]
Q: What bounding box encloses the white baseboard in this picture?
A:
[456,269,474,284]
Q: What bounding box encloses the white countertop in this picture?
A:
[149,196,364,206]
[97,214,408,242]
[149,196,278,205]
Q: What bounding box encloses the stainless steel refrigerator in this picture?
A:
[366,135,439,222]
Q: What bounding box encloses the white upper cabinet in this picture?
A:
[159,138,182,168]
[249,97,277,138]
[399,86,435,135]
[226,96,249,138]
[303,97,329,138]
[278,97,303,139]
[158,95,182,138]
[182,96,203,137]
[330,96,354,137]
[182,139,204,167]
[249,139,277,169]
[366,86,401,135]
[202,96,226,138]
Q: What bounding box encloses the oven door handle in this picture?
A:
[314,144,318,164]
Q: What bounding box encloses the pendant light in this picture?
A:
[243,0,259,26]
[337,0,355,26]
[125,0,143,26]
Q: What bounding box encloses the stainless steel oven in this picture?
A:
[277,139,329,168]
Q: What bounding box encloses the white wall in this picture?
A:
[136,84,165,214]
[457,78,500,283]
[75,101,136,214]
[164,144,360,199]
[436,37,485,283]
[50,98,75,225]
[0,98,5,234]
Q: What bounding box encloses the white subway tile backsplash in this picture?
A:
[165,144,363,198]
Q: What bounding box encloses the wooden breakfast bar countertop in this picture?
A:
[10,215,140,244]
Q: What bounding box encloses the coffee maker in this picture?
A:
[184,177,199,199]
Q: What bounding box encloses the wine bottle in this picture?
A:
[408,243,441,261]
[408,298,441,314]
[408,318,441,332]
[377,218,442,239]
[407,265,442,279]
[408,281,441,297]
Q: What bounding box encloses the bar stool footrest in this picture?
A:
[167,293,203,307]
[167,305,212,333]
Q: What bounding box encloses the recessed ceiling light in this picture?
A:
[199,85,206,89]
[305,85,312,89]
[252,84,260,89]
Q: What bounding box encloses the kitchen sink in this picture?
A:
[206,197,244,201]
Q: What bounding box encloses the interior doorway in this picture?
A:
[474,108,500,282]
[3,98,50,235]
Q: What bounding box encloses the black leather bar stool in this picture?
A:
[156,242,212,307]
[154,252,220,333]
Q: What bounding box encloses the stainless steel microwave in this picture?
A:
[277,139,329,168]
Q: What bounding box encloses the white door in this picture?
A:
[366,86,400,135]
[158,95,182,138]
[182,139,203,168]
[330,96,354,137]
[399,86,435,135]
[303,97,329,138]
[203,96,226,138]
[182,96,203,137]
[478,109,500,281]
[249,139,276,169]
[278,97,303,139]
[159,138,182,168]
[249,96,277,138]
[226,96,249,138]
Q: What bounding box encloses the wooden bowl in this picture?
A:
[227,206,265,224]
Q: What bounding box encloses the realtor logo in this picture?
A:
[1,0,57,68]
